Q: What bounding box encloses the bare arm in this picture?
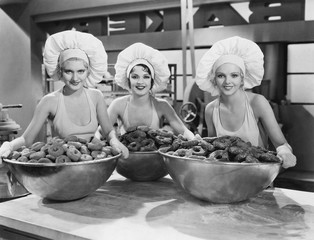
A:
[204,102,216,137]
[156,99,191,136]
[251,94,287,148]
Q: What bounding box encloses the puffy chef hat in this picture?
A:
[114,42,170,93]
[43,30,109,87]
[196,36,264,96]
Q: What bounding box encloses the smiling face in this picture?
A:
[214,63,244,96]
[61,59,89,92]
[128,64,153,96]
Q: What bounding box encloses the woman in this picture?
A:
[0,30,128,163]
[97,42,194,139]
[195,36,296,169]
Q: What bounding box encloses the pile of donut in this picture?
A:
[119,126,175,152]
[160,135,282,164]
[5,136,119,164]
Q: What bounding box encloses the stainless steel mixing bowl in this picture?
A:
[159,151,281,203]
[116,151,168,181]
[3,154,120,201]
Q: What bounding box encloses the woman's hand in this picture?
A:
[110,137,129,159]
[276,143,297,168]
[0,141,13,166]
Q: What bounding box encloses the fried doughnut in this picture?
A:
[208,150,229,162]
[154,135,172,146]
[180,139,199,148]
[77,137,88,144]
[87,142,103,151]
[169,139,182,151]
[140,138,156,151]
[56,155,71,163]
[80,154,93,161]
[191,145,206,156]
[38,158,53,163]
[199,140,215,153]
[259,152,281,163]
[212,138,232,150]
[125,129,146,143]
[127,141,141,151]
[46,154,56,162]
[233,152,249,162]
[126,126,137,133]
[21,148,35,158]
[67,141,82,149]
[228,146,244,156]
[156,129,173,138]
[28,159,38,163]
[30,142,46,151]
[17,156,28,162]
[174,148,193,157]
[91,150,107,159]
[80,145,90,155]
[49,137,65,146]
[202,137,216,144]
[66,147,82,162]
[64,135,78,143]
[29,151,46,160]
[147,129,158,138]
[244,155,260,163]
[137,125,151,132]
[40,145,50,154]
[10,151,21,160]
[101,146,112,155]
[48,144,65,157]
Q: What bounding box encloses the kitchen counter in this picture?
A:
[0,171,314,240]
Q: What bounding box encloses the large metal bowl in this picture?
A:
[116,151,168,181]
[159,151,281,203]
[3,154,120,201]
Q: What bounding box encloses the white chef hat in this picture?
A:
[196,36,264,96]
[114,42,170,93]
[43,30,110,87]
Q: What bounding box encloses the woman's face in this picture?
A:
[129,65,152,96]
[61,59,89,91]
[214,63,243,96]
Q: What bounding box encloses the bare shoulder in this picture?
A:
[153,97,173,111]
[247,91,269,108]
[205,98,217,115]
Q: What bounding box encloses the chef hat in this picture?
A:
[114,42,170,93]
[43,30,109,87]
[196,36,264,96]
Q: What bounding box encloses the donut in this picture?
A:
[17,156,28,162]
[156,129,173,138]
[80,145,90,155]
[140,138,156,151]
[154,135,172,146]
[46,154,56,162]
[147,129,158,138]
[101,146,112,155]
[174,148,192,157]
[180,139,199,148]
[169,139,182,151]
[40,145,50,154]
[228,146,244,156]
[10,151,21,160]
[38,158,53,163]
[208,150,229,162]
[28,159,38,163]
[125,129,146,143]
[87,142,103,151]
[48,144,65,157]
[55,155,71,163]
[125,126,137,133]
[77,137,88,144]
[80,154,93,161]
[137,125,151,132]
[30,142,46,151]
[64,135,78,143]
[21,148,35,158]
[233,152,249,162]
[67,141,82,149]
[49,137,65,146]
[66,147,82,162]
[91,150,106,159]
[258,152,281,163]
[127,141,141,151]
[29,151,46,160]
[202,137,216,144]
[212,138,232,150]
[177,134,188,141]
[191,145,206,156]
[243,155,260,163]
[199,140,215,152]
